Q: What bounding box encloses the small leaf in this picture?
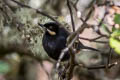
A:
[0,61,10,74]
[109,38,120,54]
[109,29,120,54]
[114,14,120,24]
[111,29,120,38]
[112,27,117,32]
[101,24,110,34]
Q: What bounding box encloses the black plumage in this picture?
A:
[39,22,99,61]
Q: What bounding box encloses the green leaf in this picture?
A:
[111,29,120,38]
[0,61,10,74]
[114,14,120,24]
[109,29,120,54]
[109,38,120,54]
[112,27,117,32]
[101,24,110,34]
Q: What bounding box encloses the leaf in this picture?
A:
[0,61,10,74]
[112,27,117,32]
[111,29,120,38]
[109,29,120,54]
[114,14,120,24]
[109,38,120,54]
[101,24,110,34]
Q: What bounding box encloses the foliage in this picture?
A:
[109,13,120,54]
[114,14,120,24]
[109,29,120,54]
[0,61,10,74]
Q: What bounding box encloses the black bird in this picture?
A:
[39,22,99,61]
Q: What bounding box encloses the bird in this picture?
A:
[39,22,100,61]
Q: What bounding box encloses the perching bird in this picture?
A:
[39,22,99,61]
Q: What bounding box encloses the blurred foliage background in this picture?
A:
[0,0,120,80]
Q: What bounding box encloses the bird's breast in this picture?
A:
[42,30,70,61]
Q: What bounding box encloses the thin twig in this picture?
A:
[67,0,75,32]
[79,36,108,43]
[57,6,95,69]
[66,48,76,80]
[77,62,117,70]
[87,62,117,69]
[93,4,111,36]
[10,0,61,25]
[106,48,112,69]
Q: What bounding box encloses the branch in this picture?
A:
[76,62,117,70]
[66,48,75,80]
[0,40,42,62]
[79,36,108,44]
[67,0,75,32]
[10,0,61,25]
[56,2,95,79]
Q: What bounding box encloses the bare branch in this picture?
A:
[79,36,108,44]
[76,62,117,70]
[10,0,61,25]
[0,40,42,62]
[67,0,75,32]
[56,5,95,73]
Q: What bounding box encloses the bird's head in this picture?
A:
[39,22,59,36]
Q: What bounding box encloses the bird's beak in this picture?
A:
[47,29,56,35]
[38,23,44,27]
[38,23,56,35]
[38,23,46,31]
